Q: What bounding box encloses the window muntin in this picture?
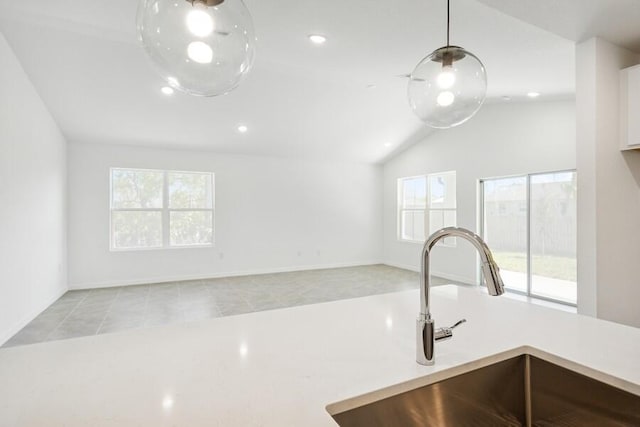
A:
[399,176,427,242]
[110,168,214,250]
[427,172,456,246]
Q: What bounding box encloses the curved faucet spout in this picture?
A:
[417,227,505,366]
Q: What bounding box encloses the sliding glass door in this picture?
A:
[480,171,577,305]
[481,177,528,293]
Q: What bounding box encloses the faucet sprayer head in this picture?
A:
[482,261,505,296]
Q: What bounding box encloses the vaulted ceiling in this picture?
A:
[0,0,586,163]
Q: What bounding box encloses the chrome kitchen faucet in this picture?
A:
[417,227,505,366]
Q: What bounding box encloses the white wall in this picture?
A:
[67,143,383,288]
[576,38,640,327]
[383,100,576,284]
[0,32,67,344]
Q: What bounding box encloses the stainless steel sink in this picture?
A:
[328,353,640,426]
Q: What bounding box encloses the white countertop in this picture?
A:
[1,285,639,426]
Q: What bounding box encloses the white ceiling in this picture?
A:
[0,0,579,163]
[478,0,640,53]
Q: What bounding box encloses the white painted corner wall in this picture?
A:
[576,38,640,327]
[67,144,383,288]
[383,100,577,284]
[0,32,67,344]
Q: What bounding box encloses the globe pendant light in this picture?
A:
[137,0,256,97]
[408,0,487,128]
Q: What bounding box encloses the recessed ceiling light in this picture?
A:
[527,92,541,98]
[161,86,174,95]
[384,143,392,147]
[239,342,248,358]
[237,125,248,133]
[308,34,327,45]
[501,96,511,101]
[162,395,174,411]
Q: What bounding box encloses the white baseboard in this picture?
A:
[384,261,419,273]
[0,287,67,346]
[431,271,476,285]
[69,260,384,290]
[384,262,476,285]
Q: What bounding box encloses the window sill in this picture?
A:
[502,291,577,313]
[397,239,425,245]
[110,244,215,253]
[397,239,456,248]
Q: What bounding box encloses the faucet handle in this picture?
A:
[434,318,467,342]
[450,319,467,329]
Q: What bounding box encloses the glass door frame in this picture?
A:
[478,169,577,307]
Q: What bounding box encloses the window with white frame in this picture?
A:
[398,171,456,244]
[110,168,214,250]
[480,170,577,305]
[398,176,427,242]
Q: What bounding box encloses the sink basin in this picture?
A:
[328,351,640,426]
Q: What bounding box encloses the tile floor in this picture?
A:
[3,265,460,348]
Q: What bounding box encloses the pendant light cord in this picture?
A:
[446,0,450,47]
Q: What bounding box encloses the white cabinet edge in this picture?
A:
[620,64,640,151]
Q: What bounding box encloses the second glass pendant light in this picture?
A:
[408,0,487,128]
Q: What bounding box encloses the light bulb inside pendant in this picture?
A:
[436,66,456,89]
[187,8,214,37]
[437,91,455,106]
[188,41,213,63]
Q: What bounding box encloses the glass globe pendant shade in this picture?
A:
[408,46,487,129]
[137,0,256,97]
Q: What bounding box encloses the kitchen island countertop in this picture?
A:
[1,285,639,426]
